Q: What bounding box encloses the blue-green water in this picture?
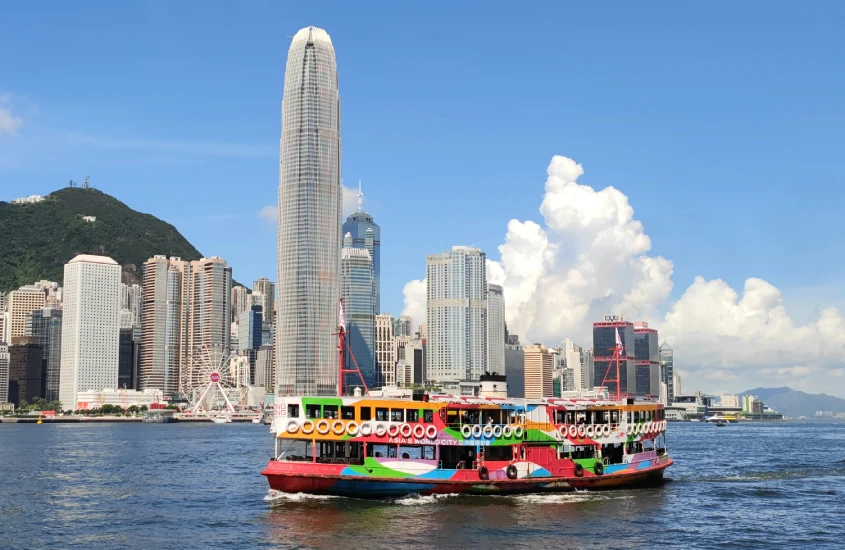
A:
[1,422,843,549]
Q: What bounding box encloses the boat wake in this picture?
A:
[511,492,633,505]
[391,493,457,506]
[264,490,340,502]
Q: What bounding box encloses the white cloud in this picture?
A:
[402,154,845,395]
[258,185,360,227]
[401,278,426,327]
[0,107,22,136]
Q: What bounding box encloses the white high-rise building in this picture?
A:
[375,313,395,387]
[276,26,342,396]
[252,277,275,326]
[486,284,505,376]
[562,338,584,389]
[231,285,251,323]
[426,246,488,382]
[59,255,121,411]
[0,343,9,403]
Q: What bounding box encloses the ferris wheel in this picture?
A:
[183,345,247,414]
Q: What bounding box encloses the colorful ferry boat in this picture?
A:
[262,385,672,498]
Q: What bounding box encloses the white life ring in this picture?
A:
[586,425,595,438]
[286,420,298,434]
[513,425,524,438]
[461,424,473,438]
[634,423,641,435]
[493,425,503,438]
[558,425,568,437]
[332,420,345,435]
[346,421,359,436]
[603,424,611,437]
[302,420,315,434]
[568,425,578,438]
[625,424,633,435]
[316,420,330,435]
[400,423,413,438]
[647,421,654,433]
[577,425,586,438]
[482,425,494,438]
[360,422,373,436]
[662,420,667,431]
[503,425,513,438]
[388,424,401,438]
[472,425,483,439]
[375,423,387,437]
[413,424,426,439]
[426,425,438,439]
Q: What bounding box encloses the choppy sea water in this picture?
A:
[1,422,843,549]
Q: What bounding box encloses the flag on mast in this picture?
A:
[338,300,346,331]
[615,327,623,349]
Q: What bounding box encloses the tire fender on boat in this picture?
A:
[478,466,489,481]
[574,463,584,477]
[316,420,330,435]
[513,425,524,438]
[492,425,503,438]
[503,425,513,438]
[568,425,578,438]
[287,420,298,434]
[506,464,518,480]
[426,425,438,439]
[346,421,359,436]
[302,420,315,434]
[472,425,483,439]
[594,461,604,475]
[332,421,345,435]
[482,425,494,438]
[388,424,401,438]
[400,423,413,438]
[375,423,387,437]
[413,424,426,439]
[461,424,473,438]
[360,422,373,436]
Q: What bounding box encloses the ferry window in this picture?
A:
[324,405,338,419]
[341,406,355,419]
[335,442,346,457]
[611,410,619,423]
[423,410,434,423]
[368,444,389,458]
[406,409,419,422]
[596,411,607,423]
[360,407,372,421]
[399,445,421,459]
[643,439,655,452]
[627,412,632,423]
[634,411,640,422]
[305,404,321,419]
[390,409,404,422]
[287,404,300,418]
[388,445,398,458]
[422,446,435,460]
[349,443,360,459]
[375,408,389,421]
[565,411,576,424]
[555,411,565,424]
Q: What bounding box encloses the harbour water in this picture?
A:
[1,422,843,549]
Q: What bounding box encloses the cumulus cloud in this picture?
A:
[402,154,845,395]
[0,106,22,137]
[259,185,359,226]
[401,278,426,327]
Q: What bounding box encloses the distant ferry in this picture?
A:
[262,387,672,498]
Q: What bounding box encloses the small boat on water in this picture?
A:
[212,414,232,424]
[252,414,263,424]
[705,413,733,424]
[262,387,672,499]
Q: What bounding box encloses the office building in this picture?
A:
[341,241,376,389]
[25,307,62,401]
[256,345,275,390]
[504,333,525,398]
[187,257,232,355]
[276,26,342,396]
[426,246,488,382]
[8,285,47,340]
[0,311,7,344]
[252,277,275,326]
[486,284,505,376]
[238,306,263,352]
[561,338,584,389]
[375,313,395,387]
[118,327,139,390]
[633,322,660,397]
[8,342,43,406]
[231,285,251,323]
[0,344,9,404]
[593,319,636,396]
[120,283,143,328]
[343,183,381,314]
[392,315,412,338]
[59,255,121,411]
[659,342,675,404]
[524,344,553,398]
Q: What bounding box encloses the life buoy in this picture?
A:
[647,421,654,433]
[388,424,400,438]
[574,463,584,477]
[316,420,330,435]
[461,424,473,438]
[400,423,413,438]
[346,421,359,436]
[375,423,387,437]
[360,422,373,436]
[286,420,298,434]
[625,424,633,435]
[568,425,578,438]
[586,425,595,438]
[413,424,426,439]
[332,421,345,435]
[558,425,568,437]
[492,425,503,438]
[633,423,641,435]
[513,425,524,438]
[478,466,489,480]
[302,420,315,434]
[594,461,604,475]
[506,464,518,479]
[472,425,483,439]
[577,425,586,438]
[503,425,513,438]
[482,425,494,438]
[426,425,438,439]
[603,424,611,437]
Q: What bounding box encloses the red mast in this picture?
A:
[336,299,369,396]
[600,323,625,401]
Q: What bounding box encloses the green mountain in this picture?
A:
[0,187,204,291]
[742,387,845,418]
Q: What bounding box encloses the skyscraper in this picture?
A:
[426,246,488,382]
[0,344,9,404]
[375,313,395,386]
[634,322,660,397]
[276,26,342,396]
[7,285,46,340]
[231,285,250,323]
[341,239,375,389]
[486,284,505,375]
[342,183,381,313]
[659,342,675,403]
[187,257,233,359]
[120,283,143,328]
[252,277,275,326]
[523,344,553,399]
[25,307,62,401]
[59,255,121,411]
[592,319,635,396]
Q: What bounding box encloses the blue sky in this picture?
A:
[2,2,845,393]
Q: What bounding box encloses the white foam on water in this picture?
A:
[511,492,632,505]
[392,493,457,506]
[264,490,340,502]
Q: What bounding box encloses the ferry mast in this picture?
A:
[336,299,369,396]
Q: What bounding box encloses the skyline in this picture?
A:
[2,2,845,397]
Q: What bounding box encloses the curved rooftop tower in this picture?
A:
[276,26,342,395]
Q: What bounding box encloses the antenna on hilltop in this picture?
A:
[357,179,363,211]
[82,176,89,189]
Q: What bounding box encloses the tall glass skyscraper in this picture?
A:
[341,236,376,390]
[277,27,342,395]
[342,186,381,313]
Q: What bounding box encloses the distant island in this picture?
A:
[742,387,845,419]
